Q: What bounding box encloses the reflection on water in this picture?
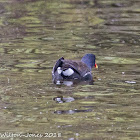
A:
[53,96,75,103]
[0,0,140,139]
[54,79,94,86]
[54,109,92,115]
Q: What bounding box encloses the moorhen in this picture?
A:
[52,53,98,83]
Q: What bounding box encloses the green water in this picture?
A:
[0,0,140,140]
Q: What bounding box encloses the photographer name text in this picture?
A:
[0,132,61,138]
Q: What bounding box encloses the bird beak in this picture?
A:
[95,63,98,69]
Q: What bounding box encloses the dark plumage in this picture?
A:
[52,54,98,83]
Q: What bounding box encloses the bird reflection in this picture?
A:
[53,79,94,86]
[53,96,75,103]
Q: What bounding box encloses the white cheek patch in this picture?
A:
[62,68,74,76]
[57,67,62,74]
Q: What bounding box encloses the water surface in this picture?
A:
[0,0,140,140]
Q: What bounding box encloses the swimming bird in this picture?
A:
[52,53,98,83]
